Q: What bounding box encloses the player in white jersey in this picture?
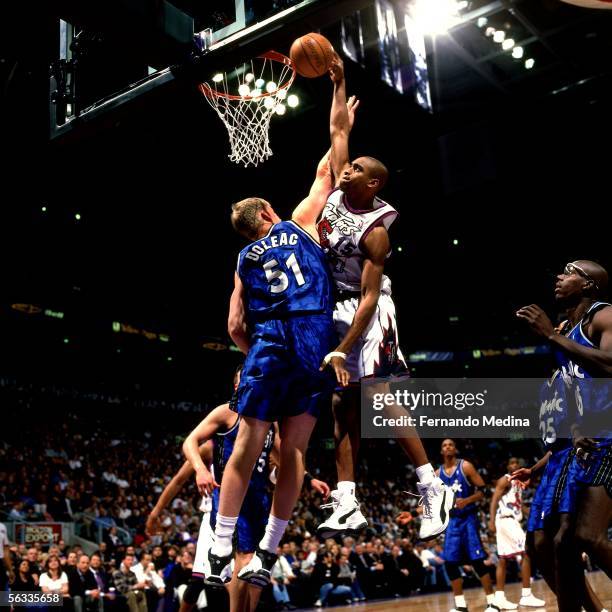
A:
[315,55,454,542]
[0,521,14,590]
[489,458,544,609]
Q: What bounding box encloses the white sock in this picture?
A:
[495,590,505,600]
[455,595,467,608]
[211,514,237,557]
[337,481,356,497]
[259,515,288,554]
[486,593,495,605]
[416,463,435,485]
[521,587,532,597]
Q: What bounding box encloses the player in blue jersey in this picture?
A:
[147,366,330,612]
[206,147,342,589]
[516,259,611,612]
[437,439,499,612]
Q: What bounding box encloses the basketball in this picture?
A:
[290,32,335,78]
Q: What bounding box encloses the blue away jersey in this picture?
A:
[237,221,334,319]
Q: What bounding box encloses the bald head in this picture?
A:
[362,157,389,191]
[573,260,608,296]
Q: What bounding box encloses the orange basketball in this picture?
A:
[290,33,335,78]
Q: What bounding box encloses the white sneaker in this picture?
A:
[237,547,278,588]
[519,594,546,607]
[485,605,501,612]
[495,595,518,610]
[415,477,455,540]
[314,600,322,607]
[449,607,469,612]
[317,489,368,539]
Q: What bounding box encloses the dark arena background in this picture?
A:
[1,0,611,610]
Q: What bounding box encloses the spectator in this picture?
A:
[271,547,296,610]
[112,554,147,612]
[11,559,40,592]
[166,550,192,605]
[313,552,352,608]
[39,555,69,596]
[131,553,164,612]
[89,554,116,604]
[68,555,101,612]
[9,502,26,521]
[25,548,42,586]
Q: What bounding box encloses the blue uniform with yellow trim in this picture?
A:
[528,301,612,531]
[235,220,337,422]
[210,416,275,553]
[439,460,486,563]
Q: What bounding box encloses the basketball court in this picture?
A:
[296,573,612,611]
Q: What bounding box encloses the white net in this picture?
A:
[200,53,295,167]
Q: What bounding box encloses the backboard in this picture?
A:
[49,0,372,142]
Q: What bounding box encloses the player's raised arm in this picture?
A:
[292,96,359,228]
[329,54,351,185]
[146,441,213,535]
[228,272,250,354]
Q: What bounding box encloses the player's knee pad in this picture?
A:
[182,577,205,604]
[445,562,461,581]
[471,559,489,578]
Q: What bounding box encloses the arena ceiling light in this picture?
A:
[512,46,524,59]
[408,0,463,36]
[287,94,299,108]
[525,58,535,69]
[493,30,506,43]
[502,38,515,50]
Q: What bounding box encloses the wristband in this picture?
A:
[322,351,347,367]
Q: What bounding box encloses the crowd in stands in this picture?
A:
[2,381,548,610]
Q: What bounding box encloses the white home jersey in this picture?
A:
[317,188,398,293]
[497,475,523,520]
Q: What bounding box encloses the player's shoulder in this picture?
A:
[591,302,612,326]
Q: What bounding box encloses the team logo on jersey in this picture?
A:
[322,201,363,237]
[317,219,333,249]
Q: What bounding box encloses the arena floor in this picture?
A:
[296,572,612,612]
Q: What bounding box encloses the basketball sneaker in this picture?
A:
[485,605,501,612]
[204,549,233,588]
[415,477,455,540]
[449,607,468,612]
[317,489,368,539]
[518,593,545,607]
[494,594,518,610]
[238,547,278,588]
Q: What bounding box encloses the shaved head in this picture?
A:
[572,260,608,296]
[361,156,389,191]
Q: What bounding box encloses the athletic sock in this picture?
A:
[521,587,532,597]
[259,515,289,554]
[486,594,495,605]
[211,514,237,558]
[455,595,467,608]
[337,480,356,497]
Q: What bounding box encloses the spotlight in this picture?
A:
[477,17,488,28]
[255,78,265,89]
[238,83,250,97]
[493,30,505,43]
[276,89,288,100]
[244,73,255,83]
[485,26,495,37]
[525,58,535,69]
[263,97,275,109]
[409,0,462,36]
[212,73,224,83]
[502,38,515,50]
[75,213,81,220]
[512,46,524,59]
[287,94,299,108]
[266,81,277,93]
[274,103,286,116]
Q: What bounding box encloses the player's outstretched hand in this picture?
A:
[509,467,532,488]
[145,512,162,536]
[347,95,360,130]
[329,53,344,83]
[196,468,220,497]
[310,478,331,499]
[516,304,555,338]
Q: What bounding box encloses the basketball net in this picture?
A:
[199,51,296,167]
